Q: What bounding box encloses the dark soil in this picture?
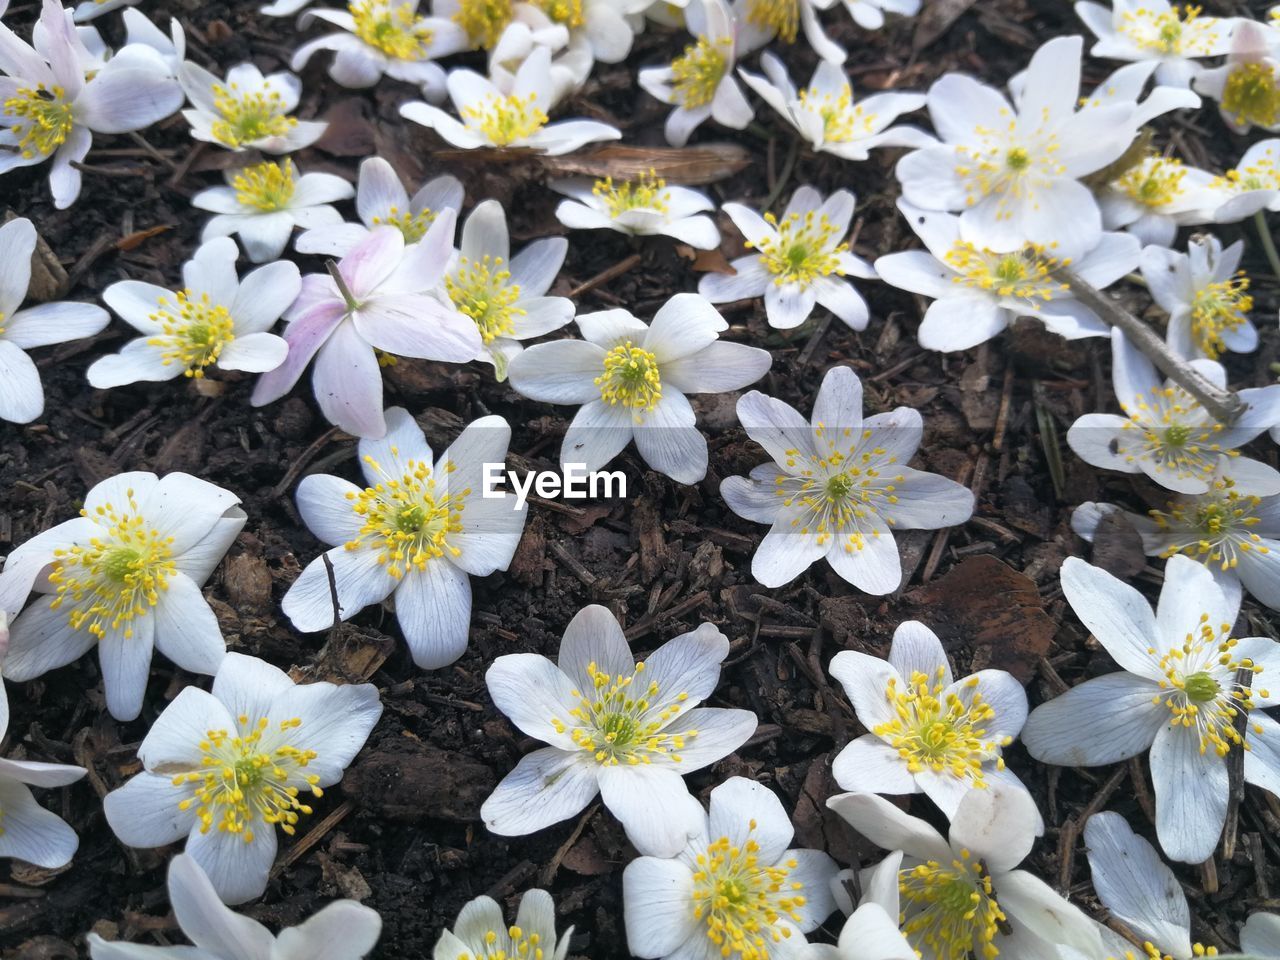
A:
[3,0,1280,956]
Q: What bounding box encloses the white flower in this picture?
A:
[400,46,620,153]
[103,654,381,904]
[734,0,845,62]
[1083,812,1208,960]
[88,854,382,960]
[828,786,1105,960]
[1075,0,1235,88]
[638,0,752,147]
[720,365,975,592]
[699,186,876,331]
[1022,555,1280,863]
[0,217,109,423]
[835,0,918,30]
[1140,235,1257,360]
[283,407,526,668]
[1098,153,1219,246]
[897,35,1140,257]
[179,62,327,153]
[291,0,469,99]
[507,293,772,484]
[875,201,1140,352]
[0,0,183,208]
[296,156,464,258]
[444,200,574,380]
[192,159,355,264]
[1065,329,1280,495]
[623,777,838,959]
[0,706,85,868]
[121,9,188,76]
[0,472,245,721]
[1073,458,1280,610]
[251,221,483,439]
[1067,58,1201,126]
[73,0,140,22]
[739,54,935,162]
[434,890,571,960]
[87,238,297,388]
[1211,138,1280,222]
[1194,20,1280,134]
[551,172,720,249]
[828,619,1035,824]
[820,902,917,960]
[1244,913,1280,958]
[482,605,756,855]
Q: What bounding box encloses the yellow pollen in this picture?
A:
[144,290,237,378]
[535,0,582,26]
[453,922,548,960]
[900,852,1005,960]
[875,668,1011,783]
[691,827,805,960]
[350,0,435,59]
[797,86,877,143]
[1113,384,1233,481]
[755,210,847,287]
[173,715,322,843]
[452,0,513,48]
[596,342,662,419]
[210,82,297,149]
[1222,62,1280,129]
[554,660,696,766]
[48,491,176,641]
[1150,474,1270,572]
[445,255,524,344]
[233,159,297,212]
[944,240,1068,305]
[745,0,798,42]
[344,453,467,578]
[2,84,73,159]
[670,37,730,109]
[1212,156,1280,195]
[1115,154,1187,209]
[370,204,438,242]
[462,92,548,146]
[1117,5,1212,54]
[1189,274,1252,360]
[593,170,670,218]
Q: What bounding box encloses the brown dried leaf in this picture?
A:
[542,143,750,185]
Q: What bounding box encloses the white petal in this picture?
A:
[394,561,472,669]
[152,575,225,676]
[167,854,275,959]
[184,818,278,905]
[1149,723,1228,863]
[599,763,704,857]
[481,747,600,835]
[0,779,79,868]
[622,857,699,958]
[825,791,950,861]
[558,604,634,690]
[1021,672,1164,766]
[1060,557,1163,680]
[486,653,579,749]
[103,772,192,847]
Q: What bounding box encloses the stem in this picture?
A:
[763,136,800,214]
[1255,210,1280,282]
[326,259,359,311]
[1062,269,1245,425]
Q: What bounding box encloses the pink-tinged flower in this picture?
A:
[251,217,484,439]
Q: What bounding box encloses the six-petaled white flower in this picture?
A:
[283,407,527,669]
[192,158,355,263]
[103,653,382,904]
[0,706,85,868]
[0,217,109,424]
[1022,556,1280,863]
[0,471,245,721]
[1066,329,1280,495]
[1073,457,1280,613]
[251,219,484,439]
[875,201,1140,352]
[828,786,1105,960]
[720,365,975,592]
[87,238,297,388]
[551,172,720,249]
[88,854,382,960]
[291,0,469,98]
[1140,235,1258,360]
[638,0,753,147]
[828,619,1036,825]
[296,156,464,257]
[444,199,574,380]
[622,776,838,960]
[433,889,572,960]
[0,0,183,208]
[483,604,757,855]
[179,62,327,153]
[897,35,1141,257]
[400,46,620,153]
[739,54,935,162]
[699,186,876,331]
[507,293,772,484]
[1075,0,1235,88]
